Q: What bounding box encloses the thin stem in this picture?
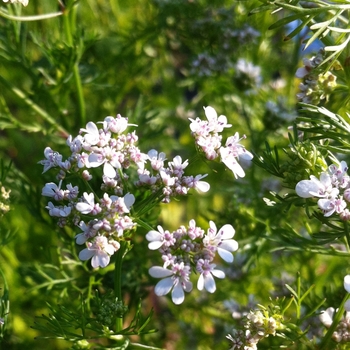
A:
[62,3,86,127]
[0,9,63,21]
[114,241,127,332]
[0,75,69,137]
[320,293,349,349]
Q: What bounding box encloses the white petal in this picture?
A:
[218,224,235,239]
[204,273,216,293]
[196,181,210,193]
[344,275,350,293]
[220,239,239,252]
[124,193,135,208]
[148,241,164,250]
[319,307,334,327]
[146,230,162,241]
[172,283,185,305]
[295,180,320,198]
[204,106,217,121]
[79,248,95,261]
[88,153,104,168]
[211,269,225,279]
[76,202,92,214]
[103,162,117,178]
[197,274,204,291]
[149,266,173,278]
[154,277,174,296]
[75,233,88,245]
[345,300,350,312]
[92,252,110,268]
[217,248,234,263]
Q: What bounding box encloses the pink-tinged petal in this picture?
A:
[154,277,174,296]
[148,241,164,250]
[218,224,235,239]
[149,266,173,278]
[217,248,234,263]
[204,273,216,293]
[103,162,117,178]
[172,283,185,305]
[220,239,239,252]
[79,248,95,261]
[295,180,320,198]
[344,275,350,293]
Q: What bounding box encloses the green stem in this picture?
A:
[0,75,69,137]
[0,9,63,21]
[319,293,349,349]
[62,3,86,127]
[114,241,127,332]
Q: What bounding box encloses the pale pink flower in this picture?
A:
[79,236,119,268]
[196,259,225,293]
[149,263,193,305]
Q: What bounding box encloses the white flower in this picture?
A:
[203,221,238,263]
[2,0,28,6]
[42,182,63,200]
[88,146,121,178]
[103,114,130,134]
[76,192,101,215]
[319,307,335,328]
[80,121,100,146]
[295,173,338,199]
[149,263,193,305]
[38,147,63,173]
[79,236,119,268]
[46,202,71,217]
[344,275,350,293]
[196,259,225,293]
[203,106,232,133]
[184,174,210,193]
[147,149,166,171]
[146,225,175,250]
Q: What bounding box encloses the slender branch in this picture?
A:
[0,9,63,21]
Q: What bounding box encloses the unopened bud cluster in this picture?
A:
[226,305,284,350]
[0,184,11,217]
[296,49,337,104]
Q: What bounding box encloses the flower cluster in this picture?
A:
[147,220,238,304]
[226,305,284,350]
[39,113,210,268]
[0,184,11,217]
[189,106,253,178]
[2,0,28,6]
[295,160,350,220]
[319,275,350,343]
[295,49,337,104]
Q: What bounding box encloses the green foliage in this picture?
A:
[1,0,350,349]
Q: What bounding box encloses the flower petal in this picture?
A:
[154,277,174,296]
